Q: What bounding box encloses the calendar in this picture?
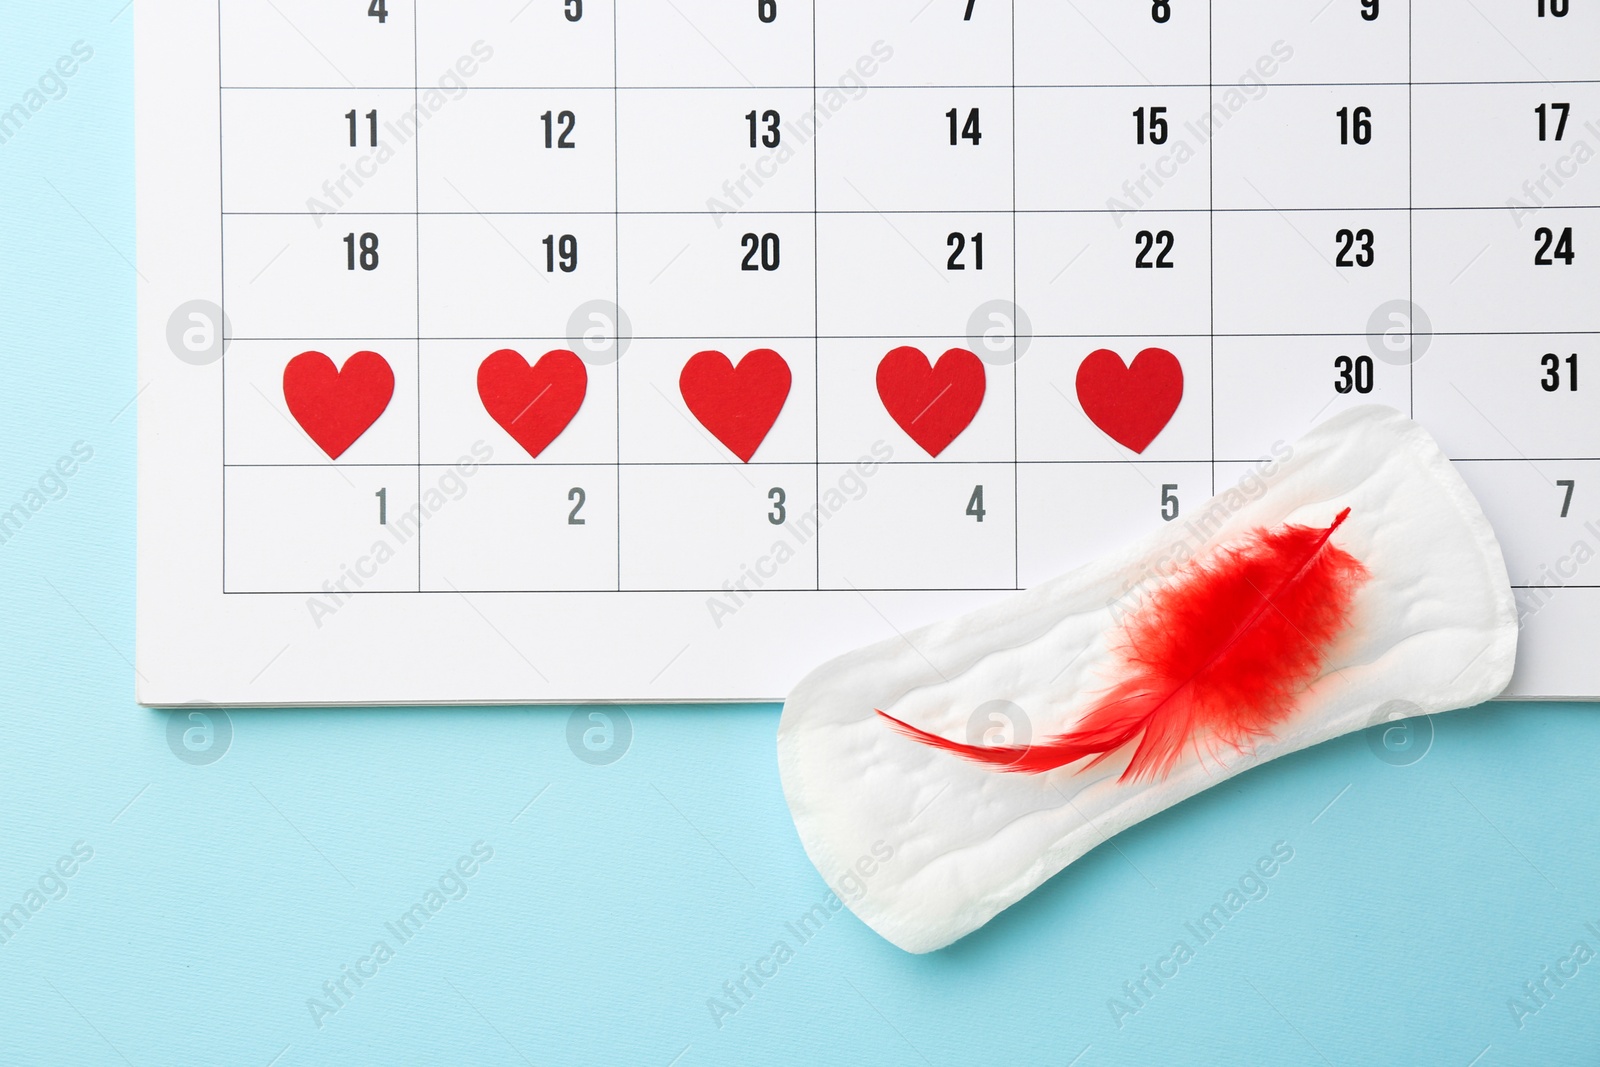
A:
[136,0,1599,706]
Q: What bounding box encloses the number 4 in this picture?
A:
[966,485,986,522]
[368,0,388,23]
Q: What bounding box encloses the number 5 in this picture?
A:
[1161,484,1179,521]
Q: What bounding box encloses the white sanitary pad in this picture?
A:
[777,406,1517,953]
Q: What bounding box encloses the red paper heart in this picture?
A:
[478,348,588,458]
[1075,347,1184,454]
[876,346,986,458]
[679,349,792,463]
[282,350,395,460]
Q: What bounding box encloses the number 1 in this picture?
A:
[375,488,387,524]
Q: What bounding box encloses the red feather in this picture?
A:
[879,508,1369,782]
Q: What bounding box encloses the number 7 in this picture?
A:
[1558,479,1575,518]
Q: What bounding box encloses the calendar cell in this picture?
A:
[817,337,1012,465]
[1414,0,1596,84]
[1015,1,1210,88]
[618,339,815,465]
[225,341,418,466]
[1016,211,1211,337]
[1415,335,1600,461]
[1212,336,1410,461]
[222,90,418,214]
[419,340,617,467]
[223,213,417,340]
[1413,207,1600,334]
[1015,87,1212,212]
[417,1,614,89]
[1213,209,1409,335]
[615,0,815,89]
[616,88,817,214]
[1413,83,1600,210]
[1017,461,1209,589]
[1211,0,1407,86]
[417,89,615,213]
[1015,337,1211,463]
[619,465,819,591]
[816,0,1007,89]
[816,212,1013,338]
[418,214,617,340]
[618,214,815,339]
[221,0,415,88]
[816,88,1012,212]
[817,462,1015,591]
[1212,84,1410,211]
[1452,460,1600,588]
[420,465,619,592]
[225,466,421,594]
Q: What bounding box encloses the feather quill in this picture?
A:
[879,508,1369,782]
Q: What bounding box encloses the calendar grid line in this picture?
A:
[1208,0,1216,500]
[213,586,1600,595]
[222,331,1600,341]
[217,0,226,596]
[217,206,1600,216]
[1408,0,1416,421]
[215,80,1600,91]
[413,0,423,594]
[219,458,1600,469]
[613,0,622,595]
[812,0,821,593]
[1011,0,1020,591]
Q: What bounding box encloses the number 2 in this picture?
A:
[1135,230,1175,268]
[568,487,587,525]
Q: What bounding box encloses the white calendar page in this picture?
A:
[137,0,1599,706]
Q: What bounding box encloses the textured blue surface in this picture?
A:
[4,5,1600,1065]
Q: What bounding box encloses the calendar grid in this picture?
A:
[208,2,1600,618]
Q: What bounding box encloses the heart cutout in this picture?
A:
[283,350,395,460]
[679,349,792,463]
[1075,347,1184,453]
[876,346,986,458]
[478,348,588,458]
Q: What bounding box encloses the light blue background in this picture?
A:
[4,4,1599,1065]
